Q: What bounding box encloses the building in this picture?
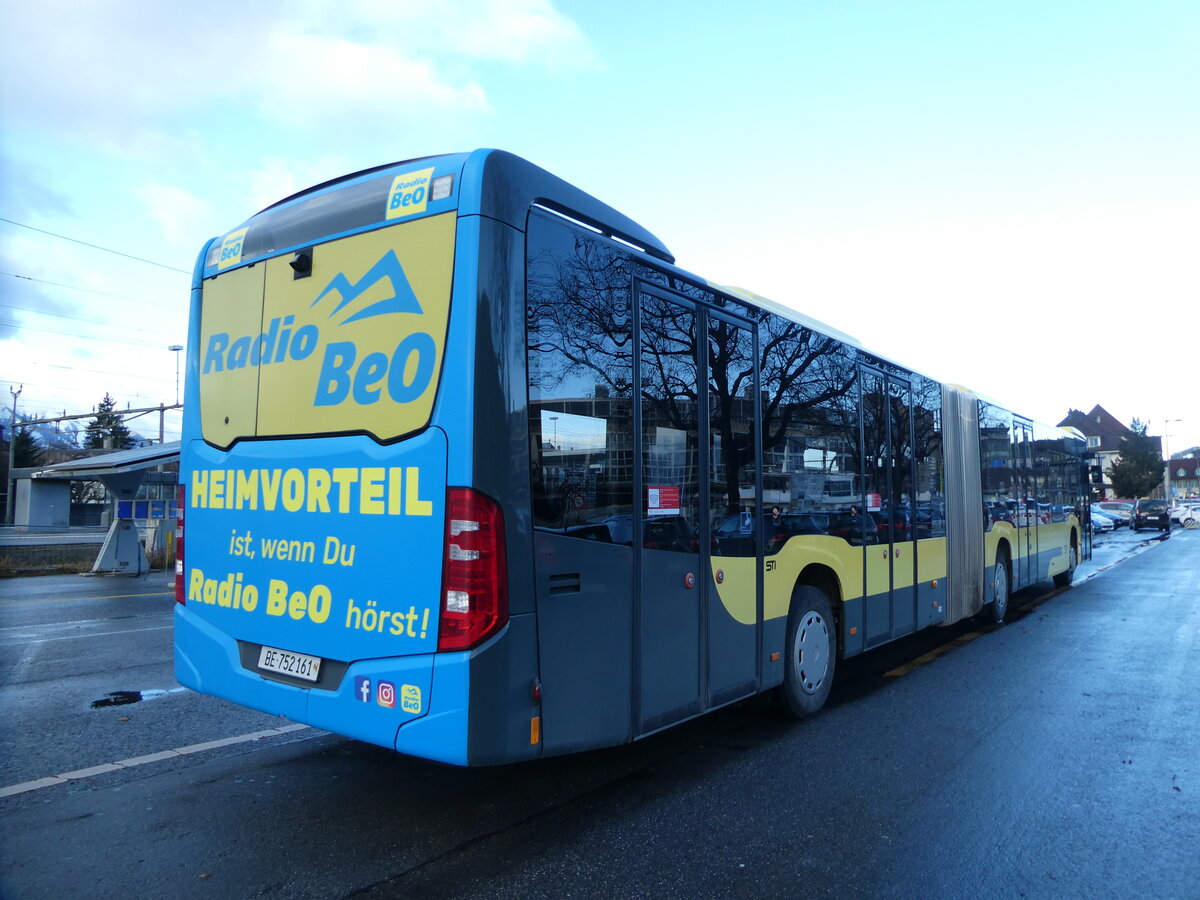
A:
[1057,405,1161,499]
[1166,449,1200,501]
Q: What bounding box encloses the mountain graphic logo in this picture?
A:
[311,250,424,325]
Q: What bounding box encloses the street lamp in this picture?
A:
[549,415,559,451]
[168,345,183,406]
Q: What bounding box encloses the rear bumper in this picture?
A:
[174,604,470,763]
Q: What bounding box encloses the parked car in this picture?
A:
[1130,498,1169,532]
[1088,510,1115,534]
[1096,501,1133,526]
[1169,498,1200,523]
[1180,503,1200,529]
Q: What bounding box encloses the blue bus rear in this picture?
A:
[174,150,668,764]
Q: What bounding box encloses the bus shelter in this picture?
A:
[16,442,180,574]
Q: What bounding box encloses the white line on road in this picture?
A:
[2,624,173,646]
[0,723,316,799]
[0,590,173,606]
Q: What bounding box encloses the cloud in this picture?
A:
[252,28,492,126]
[137,183,216,249]
[357,0,603,69]
[242,157,352,218]
[1,0,598,147]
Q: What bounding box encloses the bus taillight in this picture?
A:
[174,483,185,605]
[438,488,508,652]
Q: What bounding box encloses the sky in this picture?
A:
[1,0,1197,454]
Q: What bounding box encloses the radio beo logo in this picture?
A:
[217,227,249,270]
[200,214,454,441]
[386,167,435,220]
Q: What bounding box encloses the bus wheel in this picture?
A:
[1053,540,1077,588]
[982,550,1010,624]
[779,585,836,718]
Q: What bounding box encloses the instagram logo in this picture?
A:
[376,680,396,708]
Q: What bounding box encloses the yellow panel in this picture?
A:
[891,541,916,589]
[709,536,865,626]
[256,213,456,440]
[199,264,265,446]
[1039,522,1072,576]
[916,537,948,583]
[865,544,891,594]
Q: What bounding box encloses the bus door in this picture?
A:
[704,310,760,708]
[635,287,761,733]
[862,369,918,646]
[1013,419,1036,588]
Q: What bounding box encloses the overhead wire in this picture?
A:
[0,216,191,274]
[0,271,186,311]
[0,302,180,338]
[1,217,191,434]
[0,318,180,349]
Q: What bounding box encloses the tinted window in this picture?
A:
[527,213,634,534]
[758,314,859,553]
[913,374,945,538]
[979,402,1014,530]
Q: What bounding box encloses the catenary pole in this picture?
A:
[5,384,21,525]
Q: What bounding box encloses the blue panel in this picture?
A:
[917,581,947,627]
[394,652,470,765]
[762,616,788,687]
[175,604,438,752]
[180,429,447,665]
[434,214,480,487]
[639,547,702,731]
[175,604,308,724]
[864,591,891,647]
[535,534,633,756]
[842,596,865,657]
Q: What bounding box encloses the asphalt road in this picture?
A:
[1,527,1196,899]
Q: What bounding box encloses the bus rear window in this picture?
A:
[200,213,456,445]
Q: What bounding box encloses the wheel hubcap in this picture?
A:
[794,612,830,694]
[994,563,1008,615]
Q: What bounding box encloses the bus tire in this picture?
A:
[982,549,1010,624]
[1053,538,1077,588]
[778,584,836,718]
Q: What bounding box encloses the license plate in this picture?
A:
[257,645,321,682]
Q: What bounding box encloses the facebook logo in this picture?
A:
[353,676,371,703]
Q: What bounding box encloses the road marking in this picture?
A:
[0,591,172,607]
[884,631,984,678]
[883,583,1073,679]
[15,624,173,645]
[0,723,314,799]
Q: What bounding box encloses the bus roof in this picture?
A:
[202,150,674,277]
[712,283,863,349]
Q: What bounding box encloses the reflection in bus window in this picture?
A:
[527,214,633,534]
[758,319,859,531]
[640,291,700,553]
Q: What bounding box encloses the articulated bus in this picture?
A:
[175,150,1090,765]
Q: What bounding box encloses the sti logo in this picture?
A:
[376,680,396,708]
[353,676,371,703]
